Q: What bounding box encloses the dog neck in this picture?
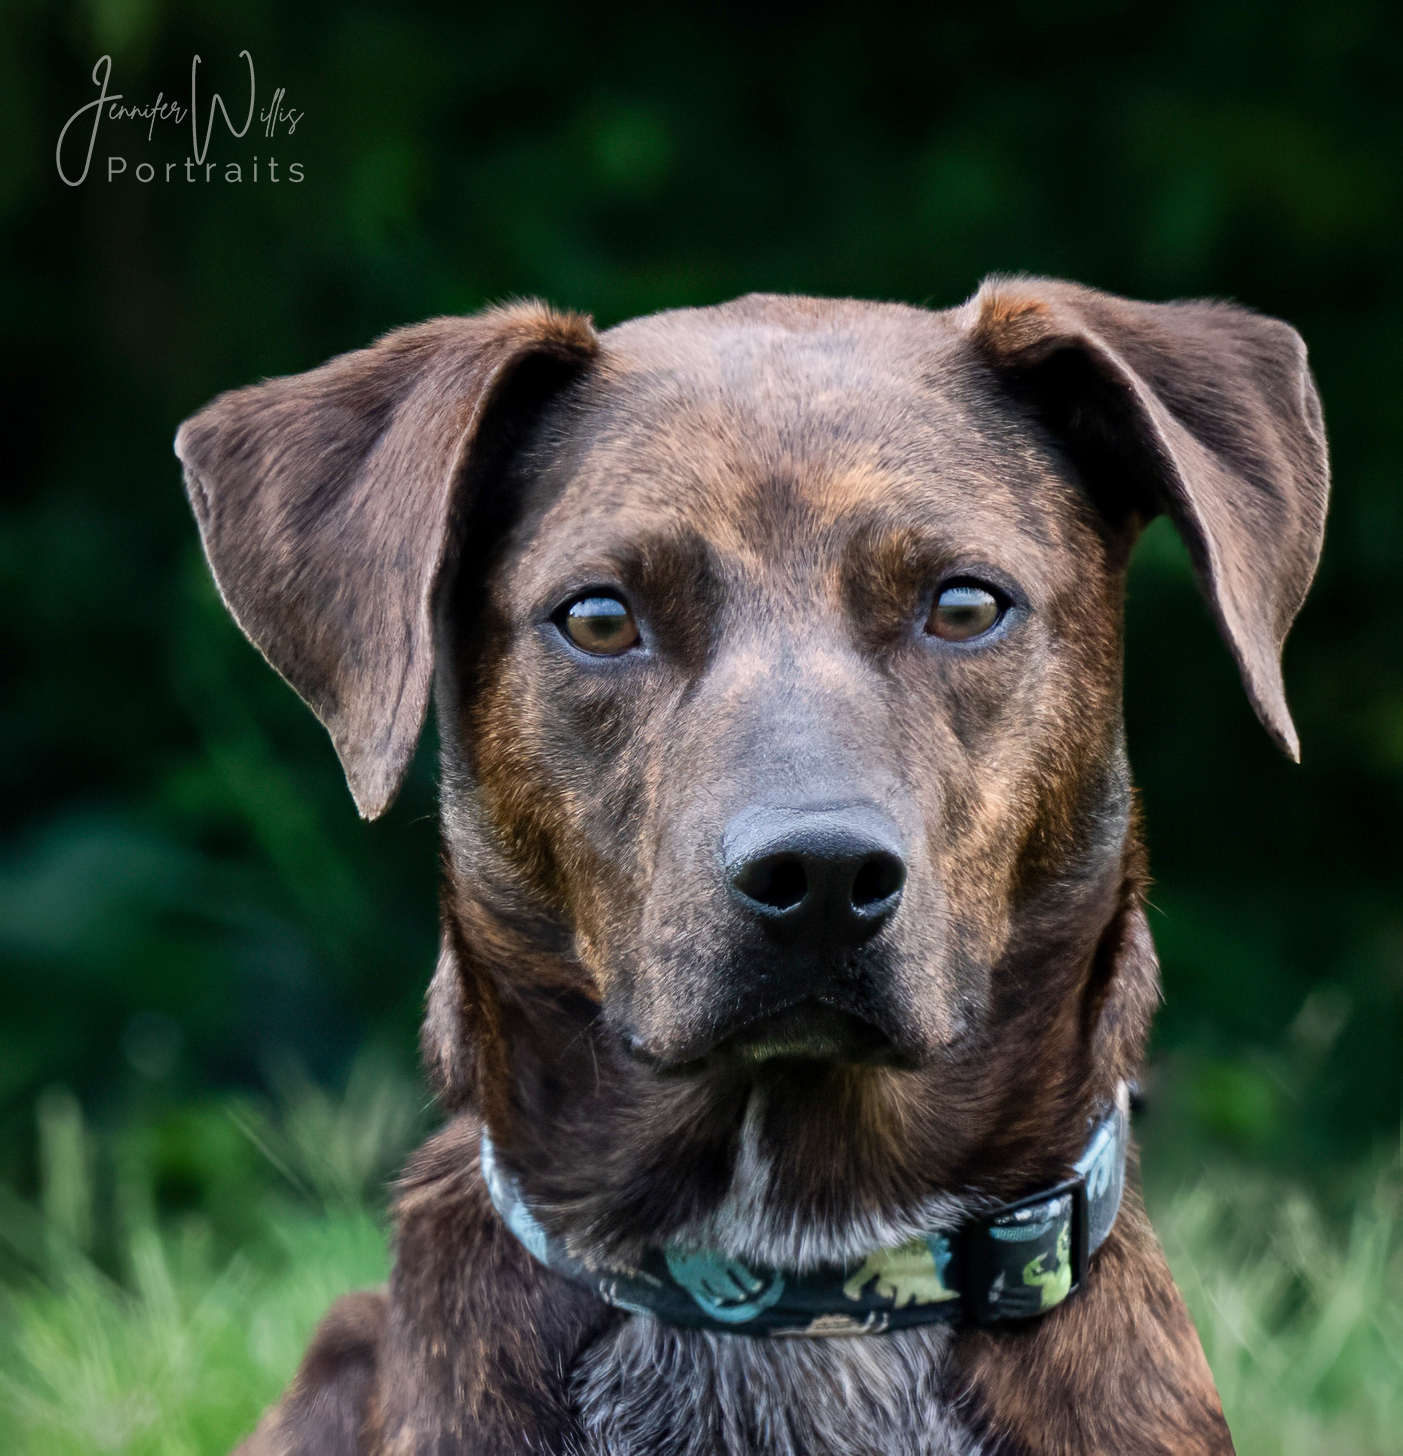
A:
[479,1085,1129,1337]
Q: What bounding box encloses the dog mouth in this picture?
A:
[633,998,911,1073]
[723,1000,896,1061]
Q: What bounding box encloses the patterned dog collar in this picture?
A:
[479,1084,1129,1337]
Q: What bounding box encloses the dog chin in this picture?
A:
[660,1086,986,1274]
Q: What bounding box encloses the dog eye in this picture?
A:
[926,583,1005,642]
[559,594,640,655]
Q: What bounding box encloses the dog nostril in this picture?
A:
[734,855,808,911]
[723,808,908,942]
[851,853,906,910]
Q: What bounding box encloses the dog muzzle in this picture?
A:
[478,1084,1129,1337]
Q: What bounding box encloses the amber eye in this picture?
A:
[926,583,1005,642]
[560,594,640,655]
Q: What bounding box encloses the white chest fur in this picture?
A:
[573,1317,980,1456]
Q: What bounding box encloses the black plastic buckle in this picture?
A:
[960,1172,1089,1326]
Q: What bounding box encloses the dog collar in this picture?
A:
[479,1084,1128,1337]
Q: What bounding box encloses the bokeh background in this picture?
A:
[1,3,1400,1452]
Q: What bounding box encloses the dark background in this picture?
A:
[3,1,1400,1211]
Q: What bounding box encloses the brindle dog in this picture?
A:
[178,277,1328,1456]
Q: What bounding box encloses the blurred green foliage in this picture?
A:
[0,1063,413,1454]
[1,0,1401,1209]
[1160,1166,1403,1454]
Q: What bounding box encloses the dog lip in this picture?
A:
[630,997,908,1073]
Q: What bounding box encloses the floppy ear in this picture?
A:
[962,275,1329,760]
[176,303,598,817]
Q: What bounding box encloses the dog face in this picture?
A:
[447,302,1130,1078]
[178,281,1327,1257]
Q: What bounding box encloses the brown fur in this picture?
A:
[179,277,1329,1454]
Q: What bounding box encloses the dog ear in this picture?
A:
[962,275,1328,760]
[176,303,598,818]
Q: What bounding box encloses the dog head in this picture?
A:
[178,279,1327,1259]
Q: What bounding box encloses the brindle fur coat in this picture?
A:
[177,277,1329,1455]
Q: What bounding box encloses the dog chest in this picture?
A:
[573,1317,980,1456]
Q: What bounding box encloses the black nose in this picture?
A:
[723,805,907,948]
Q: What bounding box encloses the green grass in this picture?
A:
[1,1072,1399,1455]
[1160,1168,1403,1456]
[0,1059,416,1456]
[0,1203,388,1455]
